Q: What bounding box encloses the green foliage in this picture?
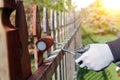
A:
[81,25,117,46]
[32,0,73,12]
[23,0,75,22]
[53,0,67,11]
[77,67,113,80]
[23,0,33,5]
[77,64,120,80]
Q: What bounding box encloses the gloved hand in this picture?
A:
[75,44,114,71]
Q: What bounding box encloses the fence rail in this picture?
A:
[0,1,82,80]
[28,17,81,80]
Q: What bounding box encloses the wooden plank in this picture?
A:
[28,51,64,80]
[75,23,82,48]
[32,5,42,39]
[0,0,16,8]
[69,40,76,80]
[57,65,60,80]
[0,26,10,80]
[32,5,43,69]
[0,8,23,80]
[46,8,51,36]
[60,58,64,80]
[16,1,32,79]
[63,55,66,80]
[0,9,11,80]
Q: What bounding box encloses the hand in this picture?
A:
[75,44,114,71]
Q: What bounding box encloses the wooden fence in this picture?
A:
[0,0,82,80]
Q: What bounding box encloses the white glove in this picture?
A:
[75,44,114,71]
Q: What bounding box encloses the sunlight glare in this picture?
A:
[72,0,95,11]
[102,0,120,10]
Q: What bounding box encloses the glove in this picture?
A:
[75,44,114,71]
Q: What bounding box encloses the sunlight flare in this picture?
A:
[72,0,95,11]
[102,0,120,10]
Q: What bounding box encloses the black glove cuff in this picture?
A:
[107,38,120,63]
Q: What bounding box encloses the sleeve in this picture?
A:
[107,38,120,63]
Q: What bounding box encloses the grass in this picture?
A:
[30,55,36,73]
[77,63,120,80]
[77,29,120,80]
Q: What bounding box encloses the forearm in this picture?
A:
[107,38,120,62]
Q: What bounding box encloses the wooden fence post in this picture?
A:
[32,5,43,69]
[0,0,23,80]
[15,1,32,79]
